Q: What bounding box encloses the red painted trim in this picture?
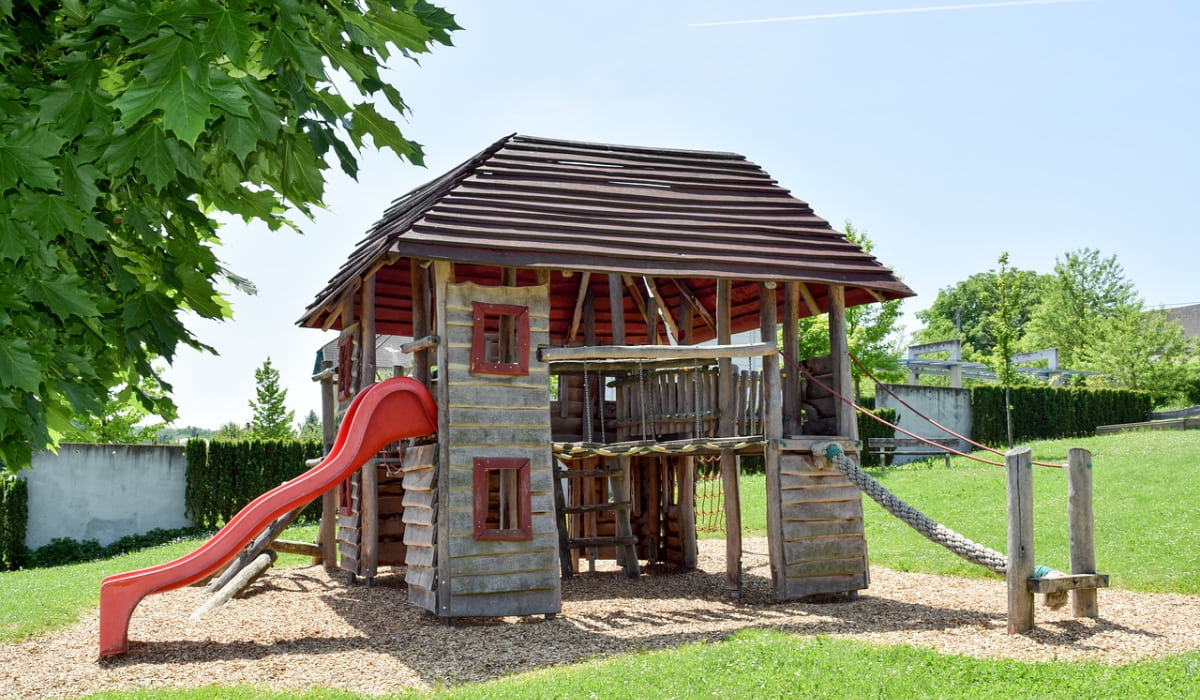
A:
[470,302,531,376]
[472,457,532,541]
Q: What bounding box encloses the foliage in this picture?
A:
[156,425,214,444]
[985,253,1023,388]
[970,385,1151,445]
[789,222,907,399]
[184,438,323,528]
[857,407,898,467]
[62,371,167,444]
[0,1,459,473]
[915,267,1048,359]
[248,357,295,439]
[0,474,28,571]
[1078,307,1200,406]
[297,409,321,442]
[1024,248,1139,366]
[213,421,246,441]
[24,526,206,569]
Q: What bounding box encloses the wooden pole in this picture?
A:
[613,455,641,579]
[717,279,741,598]
[362,273,377,386]
[433,260,453,617]
[828,285,858,440]
[205,507,303,593]
[192,551,277,619]
[1068,447,1099,617]
[761,283,787,598]
[1006,446,1035,634]
[678,456,698,569]
[608,274,626,345]
[410,258,430,386]
[782,282,800,436]
[319,361,337,567]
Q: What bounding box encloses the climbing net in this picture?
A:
[694,454,725,533]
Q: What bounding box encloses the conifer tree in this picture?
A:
[248,358,295,440]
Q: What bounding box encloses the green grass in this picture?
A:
[856,431,1200,594]
[0,523,319,644]
[76,630,1200,699]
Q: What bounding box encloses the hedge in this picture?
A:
[185,439,324,529]
[0,473,28,571]
[970,385,1152,445]
[858,408,898,468]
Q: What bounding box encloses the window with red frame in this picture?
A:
[470,302,530,376]
[472,458,532,540]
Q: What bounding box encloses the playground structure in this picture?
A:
[98,134,1106,656]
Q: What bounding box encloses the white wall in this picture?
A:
[24,443,192,549]
[875,384,973,465]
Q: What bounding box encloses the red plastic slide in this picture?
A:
[98,377,438,658]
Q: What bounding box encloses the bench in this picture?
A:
[867,437,960,468]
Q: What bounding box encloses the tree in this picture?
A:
[1078,307,1199,405]
[297,409,322,442]
[1024,248,1139,366]
[915,268,1049,359]
[64,373,167,444]
[0,2,459,473]
[214,421,246,442]
[985,253,1024,446]
[248,358,295,439]
[789,222,907,400]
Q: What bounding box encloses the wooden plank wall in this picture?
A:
[336,471,362,576]
[442,281,561,617]
[402,444,439,613]
[773,451,869,597]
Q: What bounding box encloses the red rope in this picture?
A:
[845,353,1063,469]
[783,352,1062,469]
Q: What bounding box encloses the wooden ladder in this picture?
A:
[553,460,640,580]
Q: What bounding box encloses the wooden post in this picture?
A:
[761,283,787,598]
[1068,447,1099,617]
[678,456,698,569]
[362,273,377,386]
[433,260,453,617]
[782,282,800,436]
[828,285,858,440]
[319,360,337,567]
[411,259,430,386]
[192,550,277,619]
[1006,446,1035,634]
[608,273,626,345]
[717,279,741,597]
[613,455,641,579]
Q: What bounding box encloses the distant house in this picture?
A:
[1165,303,1200,338]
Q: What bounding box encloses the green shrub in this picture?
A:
[0,474,29,571]
[25,526,208,568]
[184,439,324,529]
[970,385,1152,445]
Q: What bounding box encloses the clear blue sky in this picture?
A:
[162,0,1200,430]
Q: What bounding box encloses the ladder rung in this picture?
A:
[562,502,632,514]
[568,536,637,548]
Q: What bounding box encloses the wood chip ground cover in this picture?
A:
[2,538,1198,699]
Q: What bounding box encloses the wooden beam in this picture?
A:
[539,342,777,363]
[782,282,801,436]
[760,282,786,599]
[797,282,820,317]
[433,260,453,617]
[716,279,740,598]
[410,258,430,385]
[671,279,717,333]
[567,271,593,342]
[863,287,886,304]
[319,361,337,567]
[642,277,680,343]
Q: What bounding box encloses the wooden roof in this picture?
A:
[299,134,915,342]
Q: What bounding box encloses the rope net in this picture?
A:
[694,454,725,533]
[826,445,1008,575]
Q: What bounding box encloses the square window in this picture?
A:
[470,302,530,376]
[473,458,532,540]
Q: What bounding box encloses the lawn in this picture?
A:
[3,431,1198,698]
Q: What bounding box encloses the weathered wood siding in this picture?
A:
[441,281,561,617]
[402,443,439,612]
[336,471,362,575]
[770,450,869,597]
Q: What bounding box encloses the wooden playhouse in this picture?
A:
[297,134,914,620]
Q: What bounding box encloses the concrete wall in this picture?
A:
[875,384,973,464]
[24,443,192,549]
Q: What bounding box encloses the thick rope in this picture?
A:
[824,444,1008,575]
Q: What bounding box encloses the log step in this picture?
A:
[554,467,624,478]
[1027,573,1110,594]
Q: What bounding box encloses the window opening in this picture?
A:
[473,458,532,540]
[470,302,530,375]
